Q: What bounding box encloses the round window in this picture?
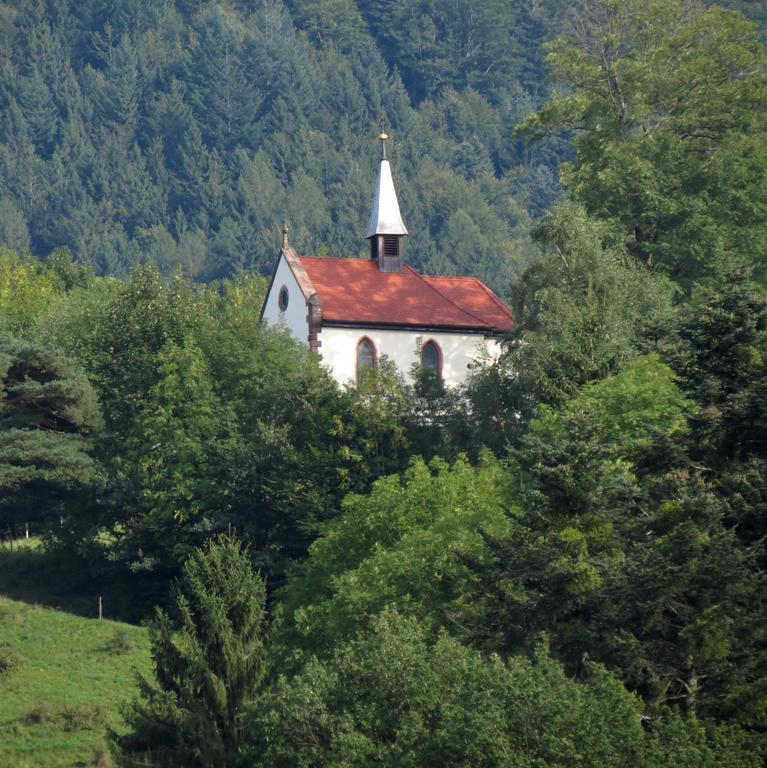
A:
[278,286,289,311]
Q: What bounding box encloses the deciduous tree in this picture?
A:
[520,0,767,286]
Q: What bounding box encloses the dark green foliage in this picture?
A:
[664,270,767,565]
[465,356,767,727]
[0,197,31,253]
[112,337,243,574]
[0,0,556,293]
[188,289,416,581]
[0,337,102,536]
[264,611,642,767]
[276,455,511,656]
[666,270,767,465]
[357,0,554,103]
[115,534,267,768]
[260,610,763,768]
[0,339,101,434]
[90,266,199,436]
[515,203,675,405]
[468,203,675,450]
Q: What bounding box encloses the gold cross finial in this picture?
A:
[282,223,289,249]
[379,129,388,160]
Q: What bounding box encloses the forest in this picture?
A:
[1,0,767,765]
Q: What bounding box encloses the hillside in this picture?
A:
[0,592,150,768]
[0,0,567,295]
[0,1,763,294]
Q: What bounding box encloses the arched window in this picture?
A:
[356,337,377,385]
[421,339,442,377]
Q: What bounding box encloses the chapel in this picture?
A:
[260,133,514,387]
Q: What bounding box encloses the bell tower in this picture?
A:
[366,131,408,273]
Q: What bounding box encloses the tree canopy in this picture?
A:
[520,0,767,287]
[116,534,268,768]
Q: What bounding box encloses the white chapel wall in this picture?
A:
[262,255,309,344]
[319,326,502,388]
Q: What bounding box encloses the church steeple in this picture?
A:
[366,131,407,273]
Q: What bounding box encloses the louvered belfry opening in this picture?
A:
[383,236,399,258]
[370,234,403,272]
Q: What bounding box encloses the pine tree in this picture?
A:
[0,336,102,537]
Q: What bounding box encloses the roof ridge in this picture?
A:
[300,255,369,263]
[410,267,492,329]
[425,274,514,324]
[460,276,514,321]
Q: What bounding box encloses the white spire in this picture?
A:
[366,133,408,238]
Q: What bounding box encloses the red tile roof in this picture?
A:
[299,257,514,332]
[423,275,515,332]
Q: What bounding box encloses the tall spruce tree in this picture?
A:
[115,534,267,768]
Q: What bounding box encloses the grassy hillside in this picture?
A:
[0,595,151,768]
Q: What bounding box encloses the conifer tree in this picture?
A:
[0,336,102,536]
[115,534,267,768]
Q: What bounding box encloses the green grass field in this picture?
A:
[0,594,151,768]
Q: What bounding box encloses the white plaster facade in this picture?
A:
[261,253,309,343]
[320,326,500,388]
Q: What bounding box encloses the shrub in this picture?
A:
[0,642,22,677]
[24,701,57,725]
[62,704,104,731]
[104,627,134,655]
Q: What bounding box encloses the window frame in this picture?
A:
[420,338,443,379]
[356,336,378,386]
[278,285,289,312]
